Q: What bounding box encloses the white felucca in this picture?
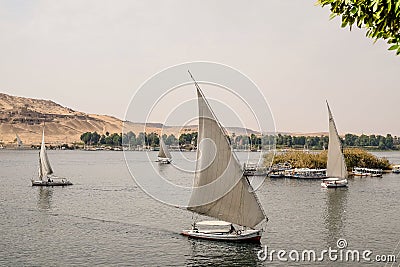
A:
[31,129,72,186]
[16,133,23,148]
[181,72,267,243]
[157,138,172,164]
[321,101,348,188]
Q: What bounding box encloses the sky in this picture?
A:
[0,0,399,135]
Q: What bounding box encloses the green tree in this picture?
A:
[385,134,394,149]
[344,133,357,147]
[99,134,106,145]
[146,132,159,147]
[137,132,146,146]
[91,132,100,145]
[110,133,122,146]
[165,134,178,146]
[80,132,92,145]
[317,0,400,55]
[369,134,378,146]
[359,134,369,147]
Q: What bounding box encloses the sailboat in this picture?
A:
[16,133,23,148]
[321,101,348,188]
[181,71,267,243]
[31,129,72,186]
[156,138,172,164]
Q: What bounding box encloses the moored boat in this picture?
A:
[243,163,268,176]
[392,165,400,174]
[287,168,327,179]
[352,167,382,177]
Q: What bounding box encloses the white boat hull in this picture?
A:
[181,229,262,243]
[31,177,73,186]
[321,179,348,188]
[157,157,172,164]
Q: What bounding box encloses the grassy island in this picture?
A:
[265,148,391,170]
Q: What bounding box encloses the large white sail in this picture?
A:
[39,129,53,179]
[326,102,347,179]
[187,79,266,228]
[158,138,172,159]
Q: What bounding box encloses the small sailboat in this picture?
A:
[181,71,267,243]
[156,138,172,164]
[31,129,72,186]
[321,101,348,188]
[16,133,23,148]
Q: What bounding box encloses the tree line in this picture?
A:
[80,131,180,148]
[80,131,400,150]
[275,133,399,150]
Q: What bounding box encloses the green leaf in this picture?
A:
[329,13,338,20]
[389,44,399,50]
[396,0,400,12]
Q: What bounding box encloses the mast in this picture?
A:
[187,70,266,228]
[326,101,347,179]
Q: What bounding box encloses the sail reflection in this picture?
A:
[37,187,53,211]
[323,188,348,246]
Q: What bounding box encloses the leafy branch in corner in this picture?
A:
[317,0,400,55]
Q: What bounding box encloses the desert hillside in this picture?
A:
[0,93,201,146]
[0,92,263,147]
[0,93,126,146]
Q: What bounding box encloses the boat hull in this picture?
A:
[31,180,73,186]
[157,157,172,164]
[321,179,348,188]
[181,229,262,243]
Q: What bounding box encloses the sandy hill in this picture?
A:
[0,92,305,147]
[0,93,126,145]
[0,93,205,146]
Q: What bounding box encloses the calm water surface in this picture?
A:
[0,150,399,266]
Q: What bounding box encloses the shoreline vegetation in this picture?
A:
[264,148,391,170]
[2,131,400,151]
[2,130,395,170]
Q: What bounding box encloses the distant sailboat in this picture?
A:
[321,101,348,188]
[16,133,23,148]
[31,129,72,186]
[181,71,267,243]
[157,138,172,164]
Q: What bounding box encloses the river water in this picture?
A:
[0,150,399,266]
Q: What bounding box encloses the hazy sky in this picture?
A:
[1,0,399,135]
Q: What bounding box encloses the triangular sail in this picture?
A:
[16,133,23,147]
[158,138,172,159]
[326,102,347,179]
[187,74,266,228]
[39,129,53,179]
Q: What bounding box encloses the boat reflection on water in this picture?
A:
[36,187,53,211]
[323,187,348,247]
[185,239,263,267]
